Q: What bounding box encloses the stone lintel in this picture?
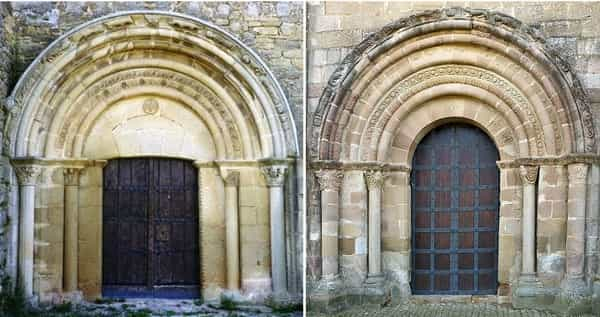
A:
[311,160,410,172]
[497,154,600,169]
[11,156,104,168]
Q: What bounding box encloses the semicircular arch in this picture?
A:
[4,10,299,161]
[312,8,595,163]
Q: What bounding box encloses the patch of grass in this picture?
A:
[220,294,237,311]
[0,278,27,317]
[94,297,126,305]
[266,297,302,314]
[126,310,152,317]
[164,310,177,316]
[271,303,302,313]
[51,302,73,313]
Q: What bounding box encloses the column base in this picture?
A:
[363,274,385,304]
[308,276,346,312]
[592,280,600,315]
[512,274,553,309]
[265,291,300,309]
[555,276,592,315]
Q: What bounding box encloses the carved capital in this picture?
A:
[63,168,82,186]
[261,166,287,187]
[364,170,385,191]
[14,165,41,186]
[315,169,344,191]
[568,163,589,184]
[519,165,539,185]
[223,170,240,187]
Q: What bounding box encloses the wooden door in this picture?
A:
[411,124,499,295]
[102,157,200,298]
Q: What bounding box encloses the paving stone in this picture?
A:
[309,303,594,317]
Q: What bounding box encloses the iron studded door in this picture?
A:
[102,157,200,298]
[410,124,499,295]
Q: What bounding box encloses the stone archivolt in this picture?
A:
[311,8,596,163]
[5,11,298,160]
[3,11,300,304]
[309,7,600,312]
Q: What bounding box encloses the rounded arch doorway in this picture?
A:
[411,123,500,295]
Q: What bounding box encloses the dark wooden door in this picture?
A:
[102,157,200,298]
[411,124,499,295]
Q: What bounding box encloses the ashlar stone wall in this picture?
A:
[0,2,304,303]
[307,1,600,313]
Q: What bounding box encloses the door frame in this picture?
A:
[408,123,501,296]
[101,157,201,299]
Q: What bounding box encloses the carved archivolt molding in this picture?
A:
[314,169,344,191]
[55,68,245,158]
[4,11,298,160]
[362,65,559,159]
[519,165,539,185]
[311,8,595,162]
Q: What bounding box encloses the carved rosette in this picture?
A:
[519,165,539,185]
[568,163,589,184]
[223,170,240,187]
[63,168,82,186]
[14,165,41,186]
[315,169,344,191]
[364,170,385,191]
[261,166,287,187]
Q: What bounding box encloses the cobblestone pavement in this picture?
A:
[309,303,595,317]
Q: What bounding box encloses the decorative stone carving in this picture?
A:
[519,165,539,185]
[310,8,596,161]
[4,12,298,162]
[142,98,159,115]
[63,168,81,186]
[14,165,41,186]
[363,65,550,160]
[261,166,287,187]
[568,164,589,183]
[314,169,344,191]
[56,69,244,157]
[364,170,385,190]
[223,171,240,187]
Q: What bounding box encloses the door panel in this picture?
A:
[102,157,199,298]
[411,124,499,295]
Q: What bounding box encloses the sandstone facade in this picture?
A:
[0,2,303,305]
[307,2,600,315]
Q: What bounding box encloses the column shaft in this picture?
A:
[63,185,78,291]
[224,171,240,290]
[566,163,588,279]
[520,165,539,275]
[63,168,81,292]
[19,185,35,297]
[14,165,41,298]
[270,185,286,293]
[315,170,343,279]
[262,166,288,295]
[365,170,384,276]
